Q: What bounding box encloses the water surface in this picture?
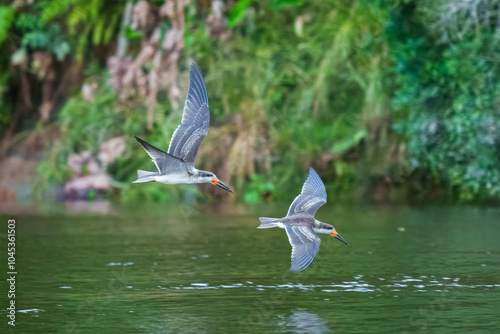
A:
[1,205,499,333]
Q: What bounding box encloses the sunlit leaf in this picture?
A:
[10,48,27,65]
[332,130,367,154]
[0,6,15,45]
[103,13,119,44]
[40,0,77,23]
[53,41,70,60]
[228,0,254,29]
[124,25,142,40]
[22,31,49,48]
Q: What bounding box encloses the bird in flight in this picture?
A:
[133,63,232,193]
[258,167,348,271]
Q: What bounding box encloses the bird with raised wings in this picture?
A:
[258,168,348,271]
[133,64,232,193]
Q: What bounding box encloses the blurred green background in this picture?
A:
[1,0,500,206]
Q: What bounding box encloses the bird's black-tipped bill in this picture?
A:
[215,180,233,193]
[334,233,349,246]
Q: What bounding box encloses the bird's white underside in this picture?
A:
[275,220,331,235]
[153,173,200,184]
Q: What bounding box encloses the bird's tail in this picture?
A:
[132,170,158,183]
[257,217,282,229]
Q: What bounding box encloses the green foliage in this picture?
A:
[4,0,500,204]
[39,0,78,23]
[29,28,67,59]
[0,6,15,135]
[229,0,304,29]
[0,71,11,132]
[332,129,367,154]
[244,174,275,204]
[186,0,392,199]
[0,6,15,45]
[38,71,186,203]
[269,0,304,10]
[15,14,70,60]
[38,0,123,62]
[124,25,143,40]
[228,0,255,28]
[391,6,500,201]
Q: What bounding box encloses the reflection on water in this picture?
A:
[1,205,500,333]
[283,309,330,334]
[64,200,114,215]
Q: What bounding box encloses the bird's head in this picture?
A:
[200,171,233,193]
[317,223,348,245]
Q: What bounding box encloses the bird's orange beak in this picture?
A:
[212,178,233,193]
[332,231,349,245]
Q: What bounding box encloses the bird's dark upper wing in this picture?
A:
[135,136,186,174]
[287,167,327,216]
[167,63,210,165]
[285,225,321,272]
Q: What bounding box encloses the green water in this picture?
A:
[1,205,500,333]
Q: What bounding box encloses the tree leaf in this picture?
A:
[124,25,142,40]
[22,31,49,49]
[40,0,77,23]
[93,16,105,45]
[0,6,15,45]
[53,41,70,61]
[332,129,367,154]
[228,0,254,29]
[10,48,27,65]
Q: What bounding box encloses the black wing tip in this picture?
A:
[133,136,167,154]
[134,136,146,145]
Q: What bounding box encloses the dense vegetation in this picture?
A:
[1,0,500,204]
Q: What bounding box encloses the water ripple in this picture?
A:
[155,274,500,293]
